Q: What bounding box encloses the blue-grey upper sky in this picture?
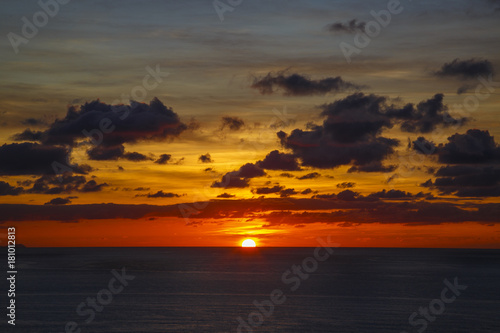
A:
[1,0,499,128]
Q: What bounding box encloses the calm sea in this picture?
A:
[1,247,499,332]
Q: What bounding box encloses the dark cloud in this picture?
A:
[337,182,356,189]
[336,189,359,201]
[155,154,172,165]
[0,181,23,196]
[81,180,108,192]
[1,198,499,225]
[395,94,467,133]
[261,201,500,226]
[13,98,186,149]
[423,166,500,197]
[185,117,201,131]
[457,84,473,95]
[279,92,466,171]
[435,165,483,177]
[301,188,314,195]
[0,142,91,175]
[367,189,414,199]
[320,93,391,141]
[85,144,150,162]
[438,129,500,164]
[313,189,430,201]
[348,162,397,173]
[253,185,284,195]
[44,197,72,205]
[297,172,321,180]
[314,190,361,201]
[211,175,250,188]
[279,128,398,170]
[282,94,401,169]
[237,163,266,178]
[87,145,124,160]
[421,179,433,187]
[211,163,266,188]
[199,153,213,163]
[10,99,185,164]
[140,190,182,198]
[414,130,500,197]
[280,172,295,178]
[323,93,465,135]
[12,129,44,141]
[0,203,182,222]
[414,129,500,164]
[412,137,437,155]
[123,151,150,162]
[311,193,336,199]
[326,19,366,33]
[27,173,86,194]
[434,58,494,79]
[21,118,47,126]
[280,188,298,198]
[217,193,236,198]
[133,187,150,191]
[385,173,399,184]
[220,117,244,131]
[23,173,107,195]
[256,150,301,171]
[251,71,360,96]
[425,167,436,174]
[173,157,185,165]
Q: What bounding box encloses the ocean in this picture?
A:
[2,247,499,332]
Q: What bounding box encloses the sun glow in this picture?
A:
[241,239,256,247]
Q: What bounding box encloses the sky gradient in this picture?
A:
[1,0,500,247]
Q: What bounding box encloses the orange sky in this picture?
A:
[7,218,500,248]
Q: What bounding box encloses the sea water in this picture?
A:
[2,247,499,332]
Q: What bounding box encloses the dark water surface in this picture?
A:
[1,247,499,332]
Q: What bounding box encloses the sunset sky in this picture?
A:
[1,0,500,247]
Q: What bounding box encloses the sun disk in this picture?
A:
[242,239,256,247]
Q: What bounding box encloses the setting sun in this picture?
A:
[241,239,256,247]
